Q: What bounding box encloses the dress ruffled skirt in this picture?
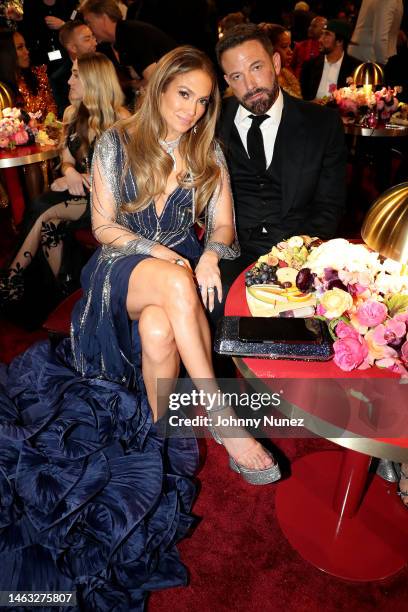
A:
[0,339,198,611]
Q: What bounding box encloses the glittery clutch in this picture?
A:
[214,316,333,361]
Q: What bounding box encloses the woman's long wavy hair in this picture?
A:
[118,46,221,219]
[64,52,124,163]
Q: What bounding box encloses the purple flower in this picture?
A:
[372,318,406,345]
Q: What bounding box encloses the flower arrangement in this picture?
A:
[327,82,401,126]
[0,107,58,149]
[295,238,408,375]
[249,236,408,374]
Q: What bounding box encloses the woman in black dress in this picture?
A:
[0,52,129,318]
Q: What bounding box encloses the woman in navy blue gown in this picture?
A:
[0,46,279,610]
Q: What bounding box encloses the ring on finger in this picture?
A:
[175,258,185,266]
[207,287,215,293]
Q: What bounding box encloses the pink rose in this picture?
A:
[14,129,29,145]
[356,300,387,328]
[333,336,368,371]
[0,137,10,148]
[335,320,361,341]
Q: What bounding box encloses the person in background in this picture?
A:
[301,19,359,101]
[16,0,79,73]
[0,52,129,322]
[348,0,403,65]
[260,23,302,98]
[385,29,408,102]
[291,15,327,78]
[50,20,97,118]
[290,3,313,43]
[0,29,57,118]
[0,0,22,30]
[0,29,57,200]
[218,11,247,39]
[79,0,176,83]
[294,1,310,11]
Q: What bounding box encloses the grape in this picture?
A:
[296,268,314,292]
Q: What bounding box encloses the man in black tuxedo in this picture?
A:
[300,20,360,101]
[214,23,347,294]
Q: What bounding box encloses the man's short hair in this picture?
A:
[59,20,85,49]
[79,0,122,22]
[216,23,274,67]
[324,19,352,46]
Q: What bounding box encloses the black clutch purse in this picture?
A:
[214,316,333,361]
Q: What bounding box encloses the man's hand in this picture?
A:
[45,16,65,30]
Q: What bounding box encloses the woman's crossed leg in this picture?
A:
[127,257,274,471]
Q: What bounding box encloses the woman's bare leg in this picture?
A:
[127,258,273,470]
[138,305,180,422]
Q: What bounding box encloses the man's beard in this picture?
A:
[240,81,279,115]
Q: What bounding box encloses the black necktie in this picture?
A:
[247,114,268,173]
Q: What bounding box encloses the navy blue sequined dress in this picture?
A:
[0,130,209,610]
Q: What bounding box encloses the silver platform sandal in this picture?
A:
[376,459,400,483]
[398,466,408,508]
[206,404,281,485]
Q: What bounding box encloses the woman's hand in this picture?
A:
[195,251,222,312]
[50,176,68,192]
[81,173,91,191]
[151,244,192,271]
[64,167,86,196]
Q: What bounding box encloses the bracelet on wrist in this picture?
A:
[203,241,231,261]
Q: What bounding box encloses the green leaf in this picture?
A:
[384,294,408,317]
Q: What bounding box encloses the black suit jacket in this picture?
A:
[114,19,176,77]
[218,92,347,249]
[300,52,361,101]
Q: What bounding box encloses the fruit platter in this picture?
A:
[245,235,320,316]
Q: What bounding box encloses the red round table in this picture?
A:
[0,143,58,226]
[225,269,408,582]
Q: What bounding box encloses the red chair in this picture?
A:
[42,289,82,340]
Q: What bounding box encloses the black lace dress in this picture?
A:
[8,133,95,327]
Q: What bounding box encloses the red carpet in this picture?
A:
[1,209,407,611]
